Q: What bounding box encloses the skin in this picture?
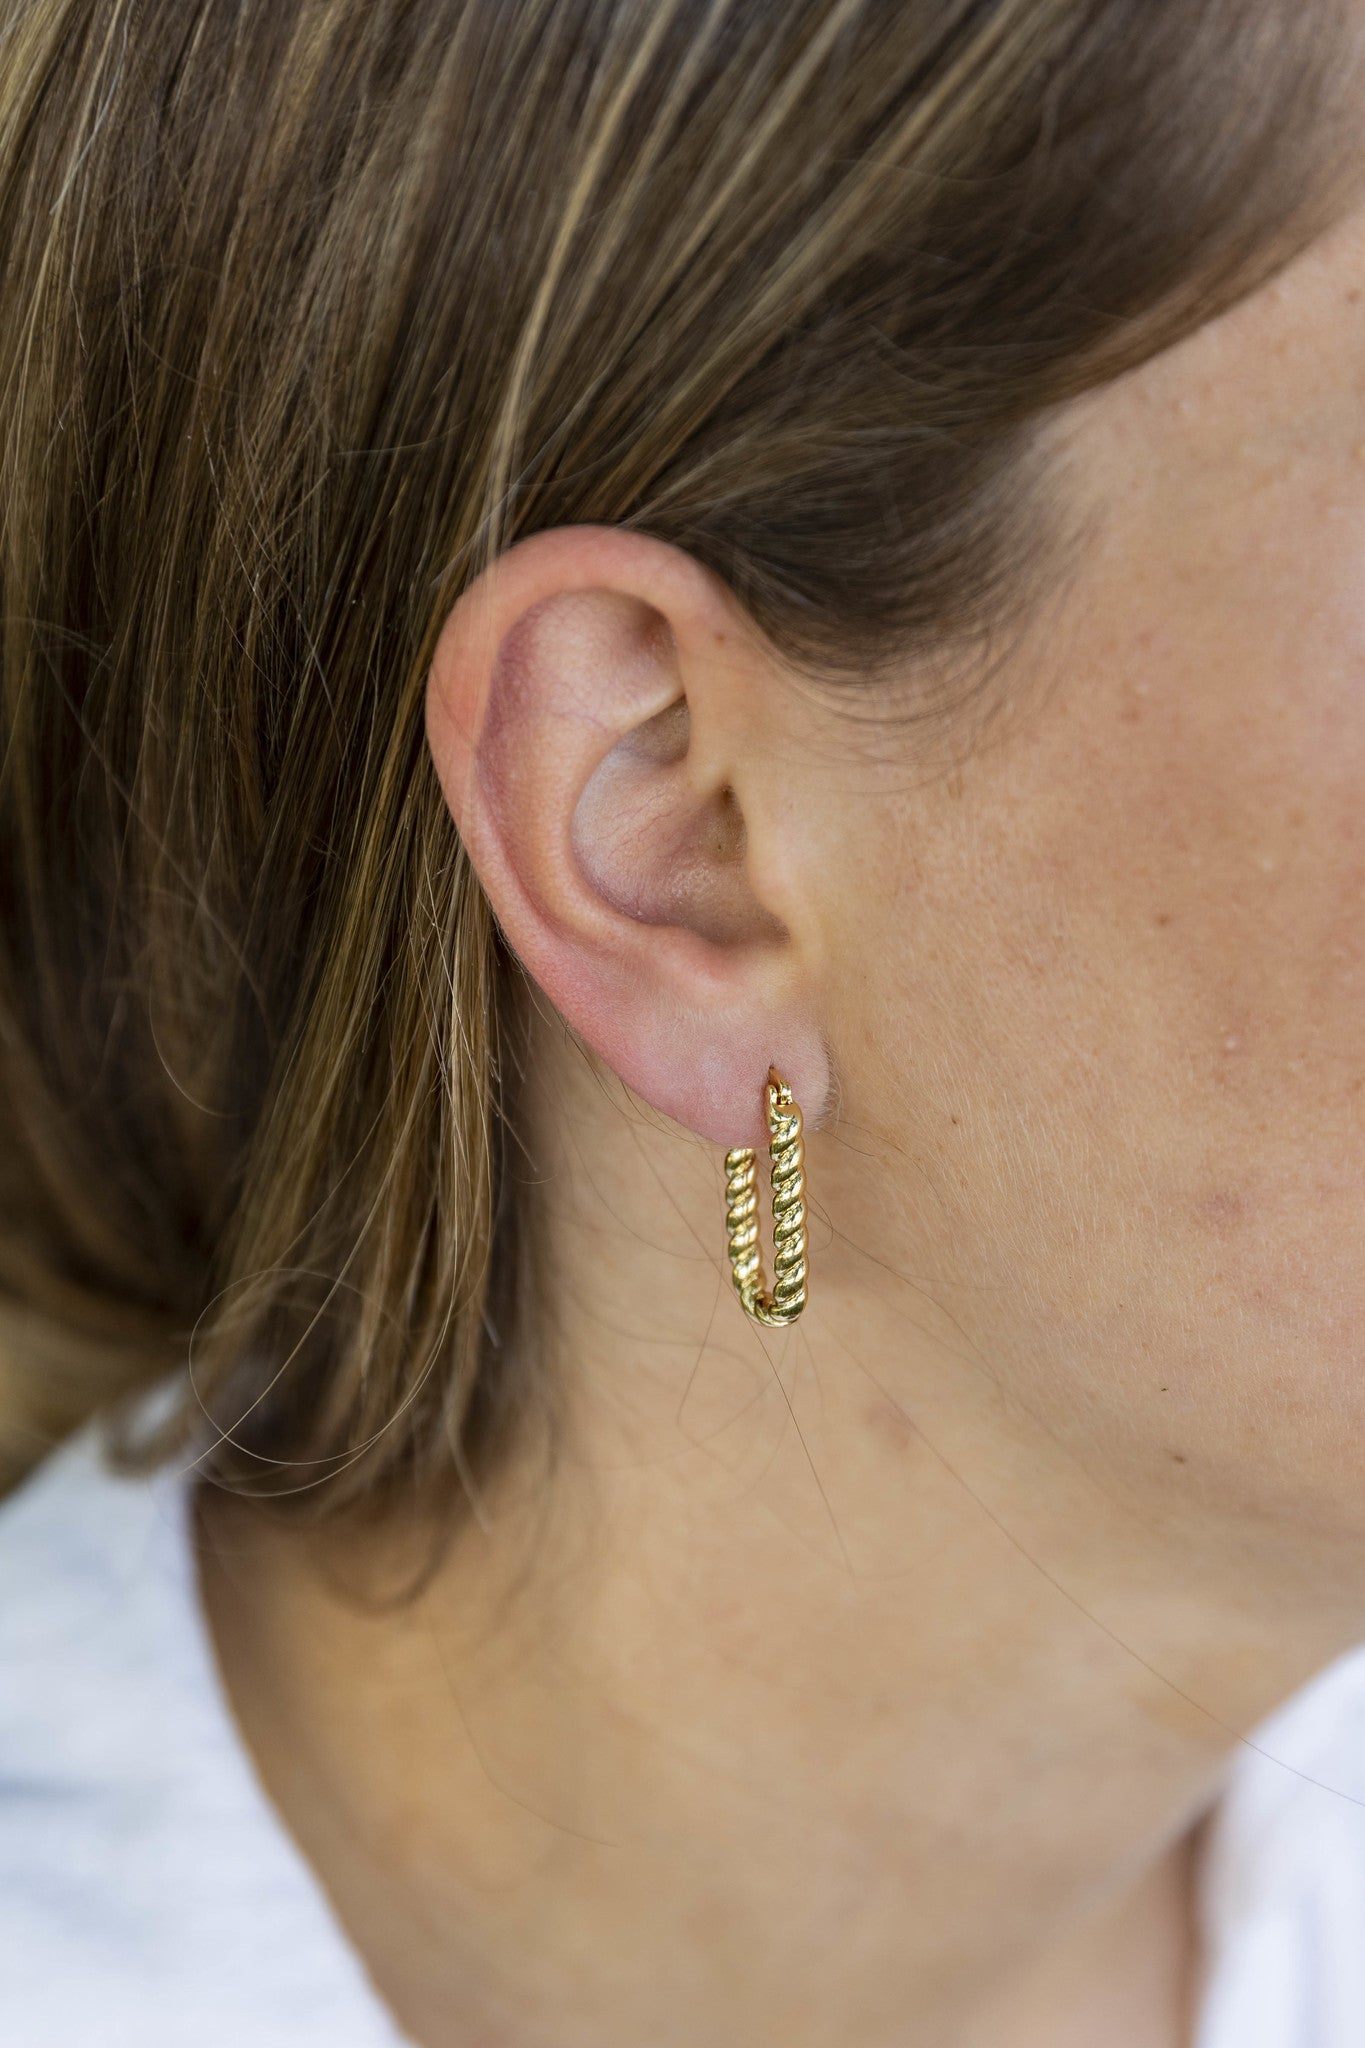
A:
[199,192,1365,2047]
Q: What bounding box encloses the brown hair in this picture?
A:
[0,0,1360,1513]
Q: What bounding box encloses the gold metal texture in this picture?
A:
[723,1066,808,1327]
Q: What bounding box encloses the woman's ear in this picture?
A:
[424,526,829,1145]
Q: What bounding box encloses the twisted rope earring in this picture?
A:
[723,1066,808,1327]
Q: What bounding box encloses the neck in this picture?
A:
[196,1042,1364,2048]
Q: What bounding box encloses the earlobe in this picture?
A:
[423,526,829,1146]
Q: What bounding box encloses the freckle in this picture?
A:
[1154,910,1172,928]
[1169,1451,1188,1466]
[866,1394,918,1454]
[950,1115,959,1126]
[1194,1188,1246,1231]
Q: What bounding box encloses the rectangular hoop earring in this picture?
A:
[723,1066,808,1327]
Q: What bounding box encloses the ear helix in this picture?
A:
[723,1067,808,1327]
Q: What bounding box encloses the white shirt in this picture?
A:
[2,1408,1364,2047]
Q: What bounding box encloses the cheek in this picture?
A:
[827,511,1365,1535]
[1075,495,1365,1134]
[1020,592,1365,1521]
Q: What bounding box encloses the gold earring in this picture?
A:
[724,1066,808,1327]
